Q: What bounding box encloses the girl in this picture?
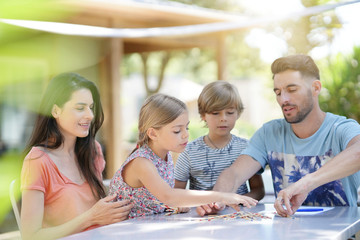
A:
[174,80,264,201]
[21,73,132,240]
[109,93,258,217]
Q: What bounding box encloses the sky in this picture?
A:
[325,3,360,54]
[242,0,360,62]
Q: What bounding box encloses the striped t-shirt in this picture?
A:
[174,134,249,194]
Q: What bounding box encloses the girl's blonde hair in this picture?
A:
[198,80,244,117]
[137,93,187,147]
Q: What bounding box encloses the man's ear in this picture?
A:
[51,105,61,118]
[312,80,322,96]
[147,128,158,141]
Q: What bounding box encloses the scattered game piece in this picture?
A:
[153,200,272,221]
[196,211,272,222]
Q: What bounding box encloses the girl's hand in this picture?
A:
[196,202,225,216]
[224,193,258,209]
[196,194,257,217]
[89,194,133,226]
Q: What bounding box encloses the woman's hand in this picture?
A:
[89,194,133,226]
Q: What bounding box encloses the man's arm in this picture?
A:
[213,154,262,192]
[196,155,262,216]
[275,135,360,217]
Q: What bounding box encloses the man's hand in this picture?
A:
[274,182,308,217]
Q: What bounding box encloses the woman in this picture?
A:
[21,73,132,240]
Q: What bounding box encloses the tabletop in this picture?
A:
[60,204,360,240]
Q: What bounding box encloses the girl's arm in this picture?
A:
[126,157,258,208]
[21,190,132,240]
[173,180,190,213]
[174,180,187,189]
[244,174,265,201]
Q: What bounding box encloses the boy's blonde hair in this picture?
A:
[198,80,244,117]
[137,93,187,147]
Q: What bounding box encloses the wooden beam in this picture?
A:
[99,38,123,178]
[123,34,219,54]
[124,42,200,54]
[216,34,227,81]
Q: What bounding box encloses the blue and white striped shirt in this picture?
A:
[174,134,249,194]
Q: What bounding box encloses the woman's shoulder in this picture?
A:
[25,146,49,162]
[22,147,54,178]
[93,141,105,178]
[94,140,103,152]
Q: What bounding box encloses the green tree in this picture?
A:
[122,0,266,88]
[170,0,243,12]
[319,46,360,122]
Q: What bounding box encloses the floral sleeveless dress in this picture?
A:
[108,145,174,217]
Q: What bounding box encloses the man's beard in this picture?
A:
[283,93,314,124]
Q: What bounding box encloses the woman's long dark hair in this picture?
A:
[25,72,105,198]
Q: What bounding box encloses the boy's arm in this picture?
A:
[174,149,190,189]
[174,180,187,189]
[196,155,262,216]
[244,174,265,201]
[212,155,262,193]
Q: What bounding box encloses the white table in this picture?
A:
[60,204,360,240]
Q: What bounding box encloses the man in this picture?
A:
[197,54,360,217]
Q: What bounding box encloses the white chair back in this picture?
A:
[9,179,21,231]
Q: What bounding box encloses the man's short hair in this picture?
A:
[271,54,320,80]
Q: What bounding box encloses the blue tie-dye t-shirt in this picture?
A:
[242,112,360,206]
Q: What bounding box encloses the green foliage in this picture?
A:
[263,0,342,54]
[233,119,257,139]
[0,0,75,46]
[319,46,360,122]
[173,0,344,56]
[122,49,218,86]
[170,49,218,84]
[123,40,265,85]
[0,0,67,20]
[127,123,139,143]
[188,119,208,141]
[226,33,268,78]
[169,0,244,12]
[122,1,266,85]
[0,152,23,225]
